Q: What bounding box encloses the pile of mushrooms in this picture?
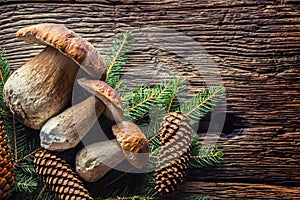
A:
[3,24,150,182]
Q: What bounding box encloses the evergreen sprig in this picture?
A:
[189,134,223,168]
[123,77,186,123]
[129,81,225,149]
[122,78,225,128]
[182,85,225,125]
[123,85,156,122]
[105,31,133,89]
[15,168,39,194]
[155,77,186,113]
[189,144,223,169]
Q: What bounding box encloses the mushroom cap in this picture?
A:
[112,121,150,169]
[77,78,124,122]
[16,23,106,79]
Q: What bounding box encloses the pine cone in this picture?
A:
[155,112,194,195]
[34,149,93,200]
[0,119,15,200]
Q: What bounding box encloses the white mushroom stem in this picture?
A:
[4,46,79,130]
[40,78,124,151]
[40,96,104,151]
[76,139,125,182]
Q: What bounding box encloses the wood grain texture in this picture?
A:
[0,0,299,199]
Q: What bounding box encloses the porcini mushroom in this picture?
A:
[76,139,125,182]
[40,78,123,151]
[77,78,124,123]
[3,23,106,130]
[112,121,150,169]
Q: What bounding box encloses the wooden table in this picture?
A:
[1,0,299,199]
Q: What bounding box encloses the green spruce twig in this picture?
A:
[141,83,225,144]
[189,144,223,168]
[123,77,186,123]
[182,85,225,125]
[105,31,133,89]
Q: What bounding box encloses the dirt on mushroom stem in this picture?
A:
[3,46,79,130]
[40,96,105,151]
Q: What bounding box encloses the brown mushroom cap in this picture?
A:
[77,78,124,122]
[112,121,150,169]
[16,23,106,79]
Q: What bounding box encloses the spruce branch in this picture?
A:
[37,191,55,200]
[0,49,25,164]
[0,50,11,118]
[105,31,133,88]
[165,77,186,112]
[189,145,223,168]
[15,175,38,194]
[123,78,225,169]
[123,85,156,122]
[151,80,172,110]
[146,107,166,144]
[15,167,39,195]
[182,85,225,125]
[123,77,185,123]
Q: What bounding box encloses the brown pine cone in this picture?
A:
[0,119,15,200]
[34,149,93,200]
[155,112,194,195]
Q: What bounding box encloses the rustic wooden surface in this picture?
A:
[0,0,299,199]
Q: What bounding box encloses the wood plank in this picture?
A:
[0,0,299,198]
[180,182,300,199]
[193,127,300,186]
